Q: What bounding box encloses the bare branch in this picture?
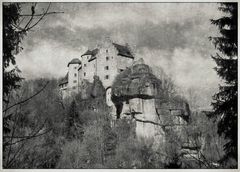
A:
[6,104,21,164]
[3,81,49,114]
[23,3,37,30]
[27,3,51,31]
[19,11,64,17]
[132,116,184,127]
[6,142,25,168]
[4,129,52,147]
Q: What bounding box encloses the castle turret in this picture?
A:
[68,58,81,93]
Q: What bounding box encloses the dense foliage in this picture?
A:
[209,3,237,167]
[2,75,226,169]
[3,3,24,102]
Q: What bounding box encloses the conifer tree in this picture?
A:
[3,3,24,102]
[209,3,237,165]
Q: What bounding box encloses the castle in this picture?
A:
[59,39,190,144]
[59,39,134,106]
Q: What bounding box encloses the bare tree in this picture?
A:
[3,2,63,168]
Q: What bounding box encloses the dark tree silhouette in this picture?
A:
[3,3,24,102]
[3,2,63,103]
[209,3,237,166]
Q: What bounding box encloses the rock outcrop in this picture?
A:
[111,58,190,141]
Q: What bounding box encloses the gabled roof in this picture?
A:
[81,48,99,57]
[112,43,134,59]
[81,48,99,62]
[67,58,81,67]
[59,72,68,86]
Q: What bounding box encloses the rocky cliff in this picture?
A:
[111,58,190,140]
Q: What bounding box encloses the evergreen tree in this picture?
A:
[3,3,24,102]
[209,3,237,166]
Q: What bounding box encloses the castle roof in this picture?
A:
[81,43,134,61]
[112,43,134,59]
[59,72,68,86]
[67,58,81,67]
[81,48,99,56]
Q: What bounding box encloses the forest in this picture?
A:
[3,78,227,168]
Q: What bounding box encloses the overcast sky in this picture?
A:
[16,2,223,106]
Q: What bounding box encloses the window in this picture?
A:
[73,86,76,89]
[73,80,77,83]
[106,56,109,61]
[106,49,108,53]
[105,66,109,70]
[105,75,109,79]
[74,67,77,69]
[84,64,87,67]
[119,69,124,72]
[84,72,86,76]
[74,73,77,77]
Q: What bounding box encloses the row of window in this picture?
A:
[73,66,109,76]
[73,68,124,80]
[72,74,109,81]
[73,53,113,69]
[106,56,114,60]
[60,83,67,88]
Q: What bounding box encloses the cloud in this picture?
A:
[16,2,222,106]
[137,47,219,88]
[17,39,86,79]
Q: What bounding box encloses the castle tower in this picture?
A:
[67,58,81,93]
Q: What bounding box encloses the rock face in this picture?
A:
[111,58,190,141]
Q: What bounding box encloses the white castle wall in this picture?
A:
[96,41,118,88]
[81,55,96,83]
[68,63,80,93]
[76,41,134,90]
